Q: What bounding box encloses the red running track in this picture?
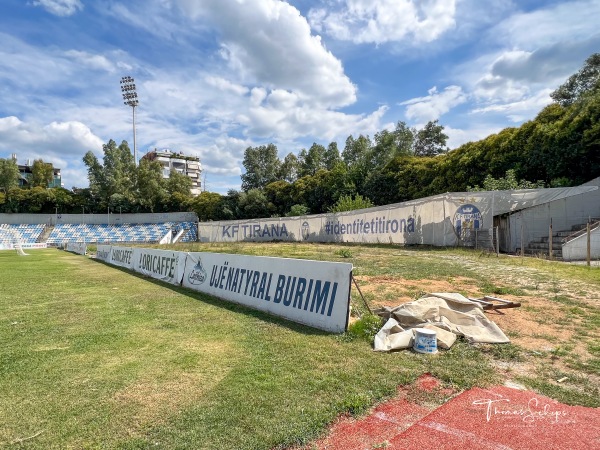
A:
[307,376,600,449]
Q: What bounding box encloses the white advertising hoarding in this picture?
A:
[132,248,187,285]
[0,243,48,251]
[182,252,352,333]
[108,245,135,269]
[66,242,87,255]
[96,244,112,262]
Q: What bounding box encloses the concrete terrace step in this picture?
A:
[528,241,563,249]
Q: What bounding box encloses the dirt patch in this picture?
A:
[354,271,598,390]
[355,275,481,307]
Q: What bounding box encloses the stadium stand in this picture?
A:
[0,223,45,245]
[45,221,198,245]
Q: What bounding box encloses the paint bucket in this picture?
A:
[413,328,438,354]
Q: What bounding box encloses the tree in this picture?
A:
[551,53,600,107]
[298,143,326,177]
[51,187,74,213]
[286,204,310,216]
[468,169,545,191]
[0,158,20,193]
[108,193,132,215]
[190,191,223,221]
[328,194,374,213]
[238,188,275,219]
[413,120,448,157]
[166,170,192,197]
[324,142,342,170]
[342,134,372,168]
[264,180,294,216]
[22,186,54,212]
[83,139,136,203]
[342,134,373,195]
[278,153,299,182]
[241,144,280,191]
[393,121,416,156]
[31,159,54,188]
[0,187,26,213]
[134,158,166,212]
[371,122,415,169]
[221,189,242,220]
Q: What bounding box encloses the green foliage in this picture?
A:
[413,120,448,157]
[346,314,383,342]
[31,159,55,188]
[0,157,20,193]
[265,180,295,216]
[135,158,166,212]
[298,143,327,177]
[278,152,299,183]
[241,144,280,191]
[468,169,545,191]
[551,53,600,107]
[329,194,374,213]
[166,169,193,197]
[190,191,223,221]
[83,139,137,203]
[334,248,353,258]
[286,204,310,217]
[324,141,342,170]
[238,188,275,219]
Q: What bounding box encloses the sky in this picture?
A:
[0,0,599,194]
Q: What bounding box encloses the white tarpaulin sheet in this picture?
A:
[132,248,186,285]
[373,293,509,351]
[182,252,352,333]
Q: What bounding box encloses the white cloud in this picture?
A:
[401,86,467,123]
[309,0,457,45]
[452,0,600,126]
[445,124,504,150]
[473,73,530,103]
[205,76,249,97]
[0,116,104,189]
[0,116,103,157]
[174,0,357,108]
[471,89,554,123]
[63,50,117,73]
[491,0,600,49]
[33,0,83,17]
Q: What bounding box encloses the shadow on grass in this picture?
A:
[91,258,332,337]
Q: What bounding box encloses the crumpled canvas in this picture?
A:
[373,293,509,352]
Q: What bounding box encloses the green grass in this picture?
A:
[0,244,598,448]
[0,249,497,449]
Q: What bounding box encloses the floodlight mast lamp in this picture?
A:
[120,76,139,166]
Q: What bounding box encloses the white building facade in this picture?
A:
[142,149,202,196]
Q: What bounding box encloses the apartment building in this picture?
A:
[141,148,202,196]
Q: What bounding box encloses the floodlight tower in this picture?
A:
[120,76,139,165]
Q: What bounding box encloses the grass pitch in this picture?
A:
[0,245,598,448]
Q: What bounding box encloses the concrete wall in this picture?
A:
[562,226,600,261]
